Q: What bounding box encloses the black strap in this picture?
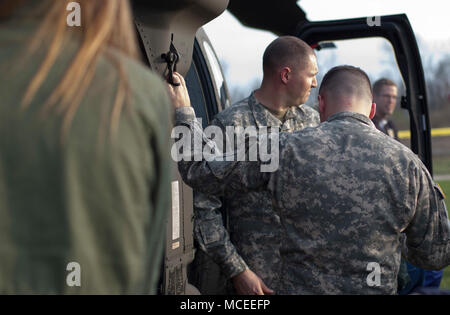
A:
[161,34,180,86]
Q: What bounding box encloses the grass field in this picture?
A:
[436,180,450,290]
[434,156,450,175]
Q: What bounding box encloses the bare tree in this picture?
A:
[228,78,261,104]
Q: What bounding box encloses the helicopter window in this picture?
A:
[185,63,209,129]
[202,40,230,110]
[188,39,222,127]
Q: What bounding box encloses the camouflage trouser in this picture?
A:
[187,248,235,295]
[397,258,411,292]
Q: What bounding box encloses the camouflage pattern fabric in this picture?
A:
[176,107,450,294]
[191,93,319,293]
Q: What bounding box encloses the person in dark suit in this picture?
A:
[372,78,399,140]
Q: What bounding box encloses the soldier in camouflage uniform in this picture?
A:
[189,36,319,294]
[168,66,450,294]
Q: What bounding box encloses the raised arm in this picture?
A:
[168,72,270,194]
[404,164,450,270]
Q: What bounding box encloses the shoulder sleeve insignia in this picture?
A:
[434,183,446,200]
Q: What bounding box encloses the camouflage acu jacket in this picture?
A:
[192,93,319,293]
[176,108,450,294]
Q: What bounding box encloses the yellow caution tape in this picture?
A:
[398,127,450,139]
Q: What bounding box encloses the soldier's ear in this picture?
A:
[318,95,324,111]
[369,102,376,119]
[280,67,290,85]
[318,94,326,122]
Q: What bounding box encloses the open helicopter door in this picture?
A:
[295,14,432,174]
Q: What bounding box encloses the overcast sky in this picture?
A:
[203,0,450,89]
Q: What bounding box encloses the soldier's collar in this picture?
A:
[249,93,283,128]
[327,111,375,127]
[249,92,304,128]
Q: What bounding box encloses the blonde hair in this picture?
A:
[6,0,140,140]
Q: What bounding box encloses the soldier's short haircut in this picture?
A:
[319,65,373,101]
[373,78,397,95]
[263,36,314,75]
